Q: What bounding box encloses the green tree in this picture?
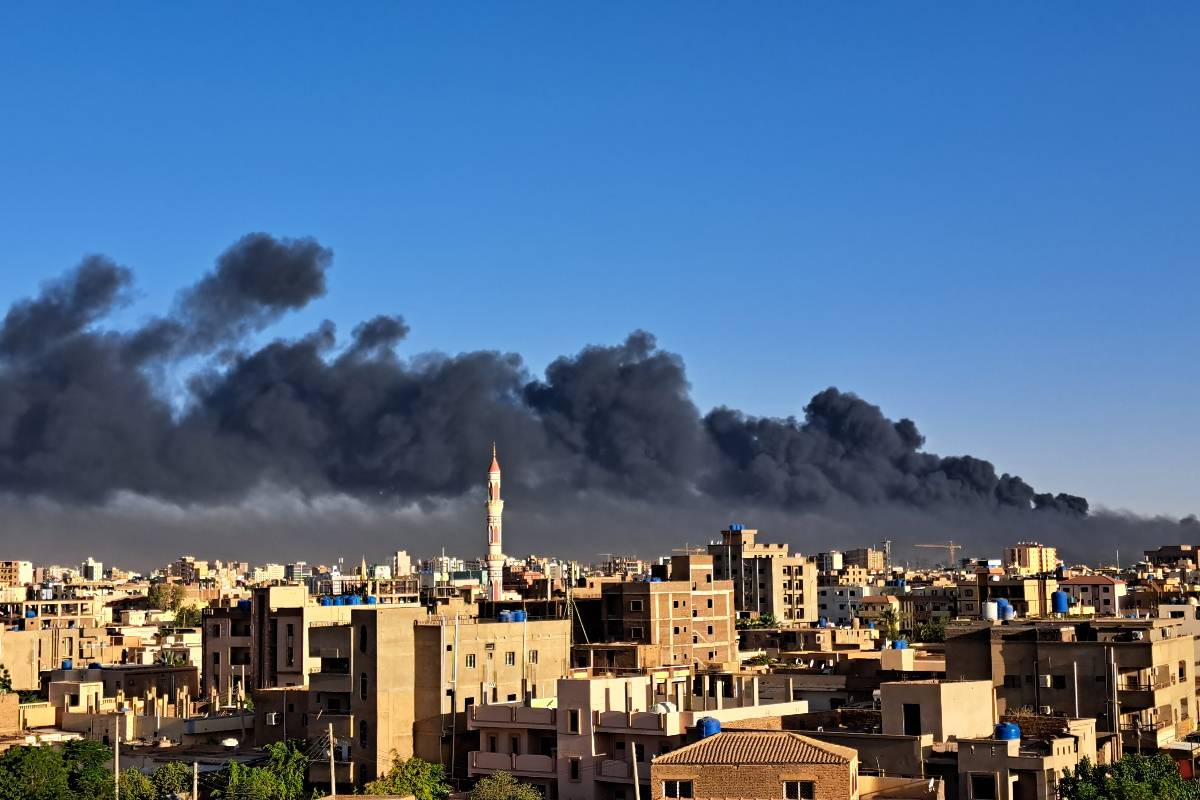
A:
[0,745,72,800]
[173,606,203,628]
[875,607,900,642]
[364,754,450,800]
[1060,754,1200,800]
[63,739,113,799]
[119,768,155,800]
[215,741,309,800]
[151,761,193,798]
[0,664,12,693]
[147,584,187,613]
[262,740,307,800]
[468,772,542,800]
[915,616,946,643]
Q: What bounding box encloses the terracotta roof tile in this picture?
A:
[653,732,855,766]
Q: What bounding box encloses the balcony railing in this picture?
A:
[1120,719,1171,733]
[469,704,557,729]
[469,752,555,776]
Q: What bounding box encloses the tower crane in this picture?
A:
[914,541,962,566]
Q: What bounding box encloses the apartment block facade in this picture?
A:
[709,527,817,623]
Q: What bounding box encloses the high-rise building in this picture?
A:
[843,547,886,572]
[1003,542,1059,575]
[0,561,33,588]
[485,445,505,602]
[80,557,103,582]
[708,526,817,623]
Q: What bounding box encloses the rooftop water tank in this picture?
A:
[818,617,829,628]
[366,596,378,605]
[983,602,999,621]
[994,722,1021,741]
[320,596,334,607]
[892,639,908,649]
[61,659,73,670]
[1051,590,1070,614]
[513,610,527,622]
[498,610,514,622]
[237,599,252,610]
[1000,605,1015,621]
[698,717,721,738]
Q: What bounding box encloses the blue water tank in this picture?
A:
[348,595,361,606]
[994,722,1021,741]
[237,599,252,610]
[650,577,663,583]
[366,596,378,605]
[867,621,876,630]
[892,639,908,649]
[1051,591,1070,614]
[698,717,722,738]
[818,617,829,628]
[499,611,514,622]
[61,659,73,670]
[321,596,334,607]
[513,610,527,622]
[729,523,743,532]
[1000,605,1015,621]
[24,609,36,618]
[88,663,102,670]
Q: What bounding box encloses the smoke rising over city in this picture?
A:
[0,234,1192,567]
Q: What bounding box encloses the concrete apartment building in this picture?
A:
[650,731,860,800]
[945,618,1195,751]
[1057,576,1125,615]
[708,526,818,623]
[576,555,737,672]
[291,603,571,791]
[843,547,886,573]
[1003,543,1058,576]
[0,560,33,588]
[247,584,353,689]
[470,672,810,800]
[202,599,253,698]
[970,574,1059,617]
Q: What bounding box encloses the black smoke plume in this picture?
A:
[0,235,1191,566]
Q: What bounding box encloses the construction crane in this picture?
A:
[915,541,962,566]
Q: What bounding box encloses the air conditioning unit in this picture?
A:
[1038,675,1053,688]
[266,712,279,726]
[1039,706,1053,715]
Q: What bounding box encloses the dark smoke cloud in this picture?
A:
[0,234,1190,566]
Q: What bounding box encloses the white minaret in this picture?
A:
[486,443,505,601]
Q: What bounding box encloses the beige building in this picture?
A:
[0,560,33,588]
[202,599,253,698]
[651,731,860,800]
[1057,576,1125,616]
[709,527,818,623]
[469,671,810,800]
[1004,543,1058,576]
[247,584,353,689]
[843,548,886,573]
[579,555,736,672]
[946,618,1195,751]
[292,602,572,791]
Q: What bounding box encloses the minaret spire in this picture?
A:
[485,444,505,601]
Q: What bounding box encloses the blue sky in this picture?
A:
[0,4,1196,518]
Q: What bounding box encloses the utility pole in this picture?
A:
[192,762,198,800]
[113,725,120,800]
[328,721,336,797]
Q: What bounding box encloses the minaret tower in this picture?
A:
[485,443,505,601]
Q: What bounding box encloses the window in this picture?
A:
[359,720,369,749]
[466,654,476,669]
[511,735,520,754]
[1181,660,1188,681]
[707,625,714,635]
[630,600,643,612]
[359,624,369,654]
[446,644,453,652]
[663,780,694,798]
[505,651,516,666]
[673,626,680,635]
[673,600,680,608]
[631,626,644,640]
[286,623,294,637]
[567,709,581,733]
[707,599,713,608]
[211,624,221,638]
[784,781,814,800]
[213,652,220,666]
[528,650,538,664]
[569,758,581,781]
[360,673,368,700]
[970,774,998,800]
[1052,675,1067,690]
[286,647,294,666]
[488,735,497,752]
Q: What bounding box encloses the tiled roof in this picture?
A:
[1059,576,1121,585]
[653,732,856,766]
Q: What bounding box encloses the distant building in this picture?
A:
[80,557,103,582]
[1144,544,1200,566]
[1057,575,1125,615]
[815,551,843,573]
[843,547,886,572]
[816,585,870,626]
[708,526,818,623]
[1004,542,1058,575]
[0,560,32,588]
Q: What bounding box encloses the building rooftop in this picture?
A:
[653,731,856,766]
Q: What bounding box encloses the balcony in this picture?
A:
[309,672,352,694]
[309,760,355,786]
[308,711,354,740]
[596,710,682,736]
[469,752,555,777]
[469,704,557,730]
[596,759,649,782]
